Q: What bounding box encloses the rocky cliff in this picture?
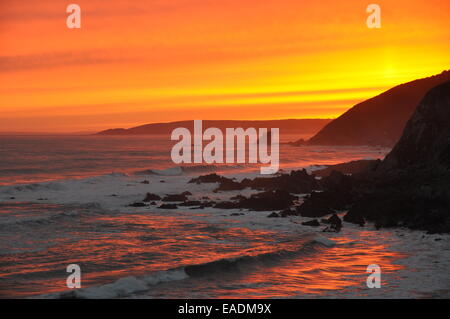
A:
[307,71,450,146]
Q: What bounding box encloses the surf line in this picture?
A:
[170,120,279,174]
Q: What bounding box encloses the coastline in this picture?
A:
[1,169,449,298]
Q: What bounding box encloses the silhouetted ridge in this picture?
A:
[294,81,450,233]
[96,119,331,136]
[348,81,450,233]
[307,70,450,146]
[380,80,450,170]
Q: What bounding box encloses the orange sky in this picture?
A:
[0,0,449,132]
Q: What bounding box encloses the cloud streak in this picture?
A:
[0,51,133,72]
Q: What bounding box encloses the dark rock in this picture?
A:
[301,219,320,227]
[143,193,161,202]
[129,202,147,207]
[325,213,342,227]
[189,173,229,184]
[314,160,380,177]
[295,171,357,218]
[296,191,350,217]
[162,193,189,202]
[380,80,450,171]
[345,81,450,233]
[245,169,320,193]
[215,179,246,191]
[140,180,150,184]
[238,189,297,211]
[213,201,239,209]
[191,170,320,194]
[322,225,340,232]
[158,203,178,209]
[200,201,215,208]
[209,189,296,211]
[320,170,354,192]
[230,195,247,201]
[178,200,202,206]
[267,212,280,218]
[343,210,365,226]
[230,213,244,216]
[322,213,342,232]
[279,208,297,217]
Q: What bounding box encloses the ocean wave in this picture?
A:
[11,182,66,192]
[43,235,335,299]
[184,234,334,277]
[43,269,189,299]
[0,203,103,228]
[135,164,247,176]
[0,168,46,175]
[105,172,129,177]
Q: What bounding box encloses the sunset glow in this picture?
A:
[1,0,449,132]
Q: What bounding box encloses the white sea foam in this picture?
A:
[146,166,184,176]
[313,234,336,247]
[1,144,448,299]
[43,269,188,299]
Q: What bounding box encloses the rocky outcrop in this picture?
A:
[207,189,297,211]
[244,169,320,193]
[161,192,192,202]
[301,219,320,227]
[296,171,355,217]
[380,80,450,171]
[158,203,178,209]
[313,159,379,177]
[292,81,450,233]
[345,81,450,233]
[238,190,297,211]
[188,173,228,184]
[192,169,320,194]
[322,214,342,232]
[143,193,161,202]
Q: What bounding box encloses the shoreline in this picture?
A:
[1,170,449,298]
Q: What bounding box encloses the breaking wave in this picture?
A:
[0,203,104,228]
[135,164,247,176]
[43,235,335,299]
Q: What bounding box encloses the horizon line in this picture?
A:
[0,118,335,135]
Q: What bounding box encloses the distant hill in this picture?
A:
[307,70,450,146]
[0,131,95,135]
[96,119,332,136]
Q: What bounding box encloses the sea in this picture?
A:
[1,135,447,299]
